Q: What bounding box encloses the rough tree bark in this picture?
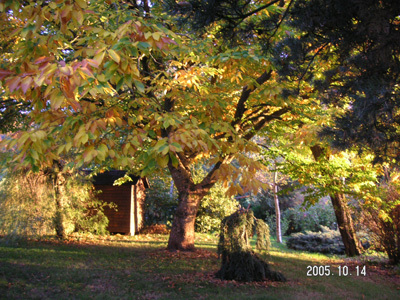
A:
[166,190,205,251]
[310,145,361,256]
[330,193,361,256]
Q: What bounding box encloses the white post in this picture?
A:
[273,164,282,243]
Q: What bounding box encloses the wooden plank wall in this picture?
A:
[96,185,131,234]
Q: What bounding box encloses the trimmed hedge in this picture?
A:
[286,226,345,255]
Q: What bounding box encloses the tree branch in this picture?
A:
[233,70,273,125]
[244,107,290,140]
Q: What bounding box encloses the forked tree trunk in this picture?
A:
[310,145,361,256]
[166,161,215,251]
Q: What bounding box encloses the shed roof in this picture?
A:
[91,170,149,187]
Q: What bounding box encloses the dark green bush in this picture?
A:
[286,226,345,255]
[143,177,177,227]
[247,182,300,221]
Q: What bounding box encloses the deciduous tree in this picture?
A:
[0,0,292,250]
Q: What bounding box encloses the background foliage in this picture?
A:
[0,170,110,238]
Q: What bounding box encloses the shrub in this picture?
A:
[143,177,177,227]
[195,181,238,233]
[265,213,290,238]
[283,198,337,235]
[0,170,110,239]
[286,226,345,255]
[362,182,400,264]
[216,209,286,282]
[248,182,301,221]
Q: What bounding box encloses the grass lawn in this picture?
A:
[0,233,399,300]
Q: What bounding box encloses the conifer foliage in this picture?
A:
[216,209,286,282]
[277,0,400,163]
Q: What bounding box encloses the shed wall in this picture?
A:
[96,184,132,234]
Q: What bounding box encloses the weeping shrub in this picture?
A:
[283,198,337,235]
[216,209,286,282]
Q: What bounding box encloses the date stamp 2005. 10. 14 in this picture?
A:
[306,265,367,277]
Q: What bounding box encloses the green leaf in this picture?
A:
[137,42,150,50]
[134,80,145,93]
[169,153,179,168]
[116,77,124,91]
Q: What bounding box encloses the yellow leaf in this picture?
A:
[31,149,39,160]
[153,32,162,41]
[97,74,106,82]
[59,66,73,76]
[157,155,169,168]
[108,49,120,64]
[65,142,72,152]
[93,51,105,67]
[51,94,65,110]
[161,145,169,156]
[72,10,84,25]
[83,145,95,163]
[75,0,87,9]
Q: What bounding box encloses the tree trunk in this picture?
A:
[53,171,66,240]
[167,190,203,251]
[273,169,282,243]
[310,145,361,256]
[166,161,215,251]
[330,193,361,256]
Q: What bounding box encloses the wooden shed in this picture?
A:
[92,171,149,235]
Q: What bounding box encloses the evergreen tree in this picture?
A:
[276,0,400,163]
